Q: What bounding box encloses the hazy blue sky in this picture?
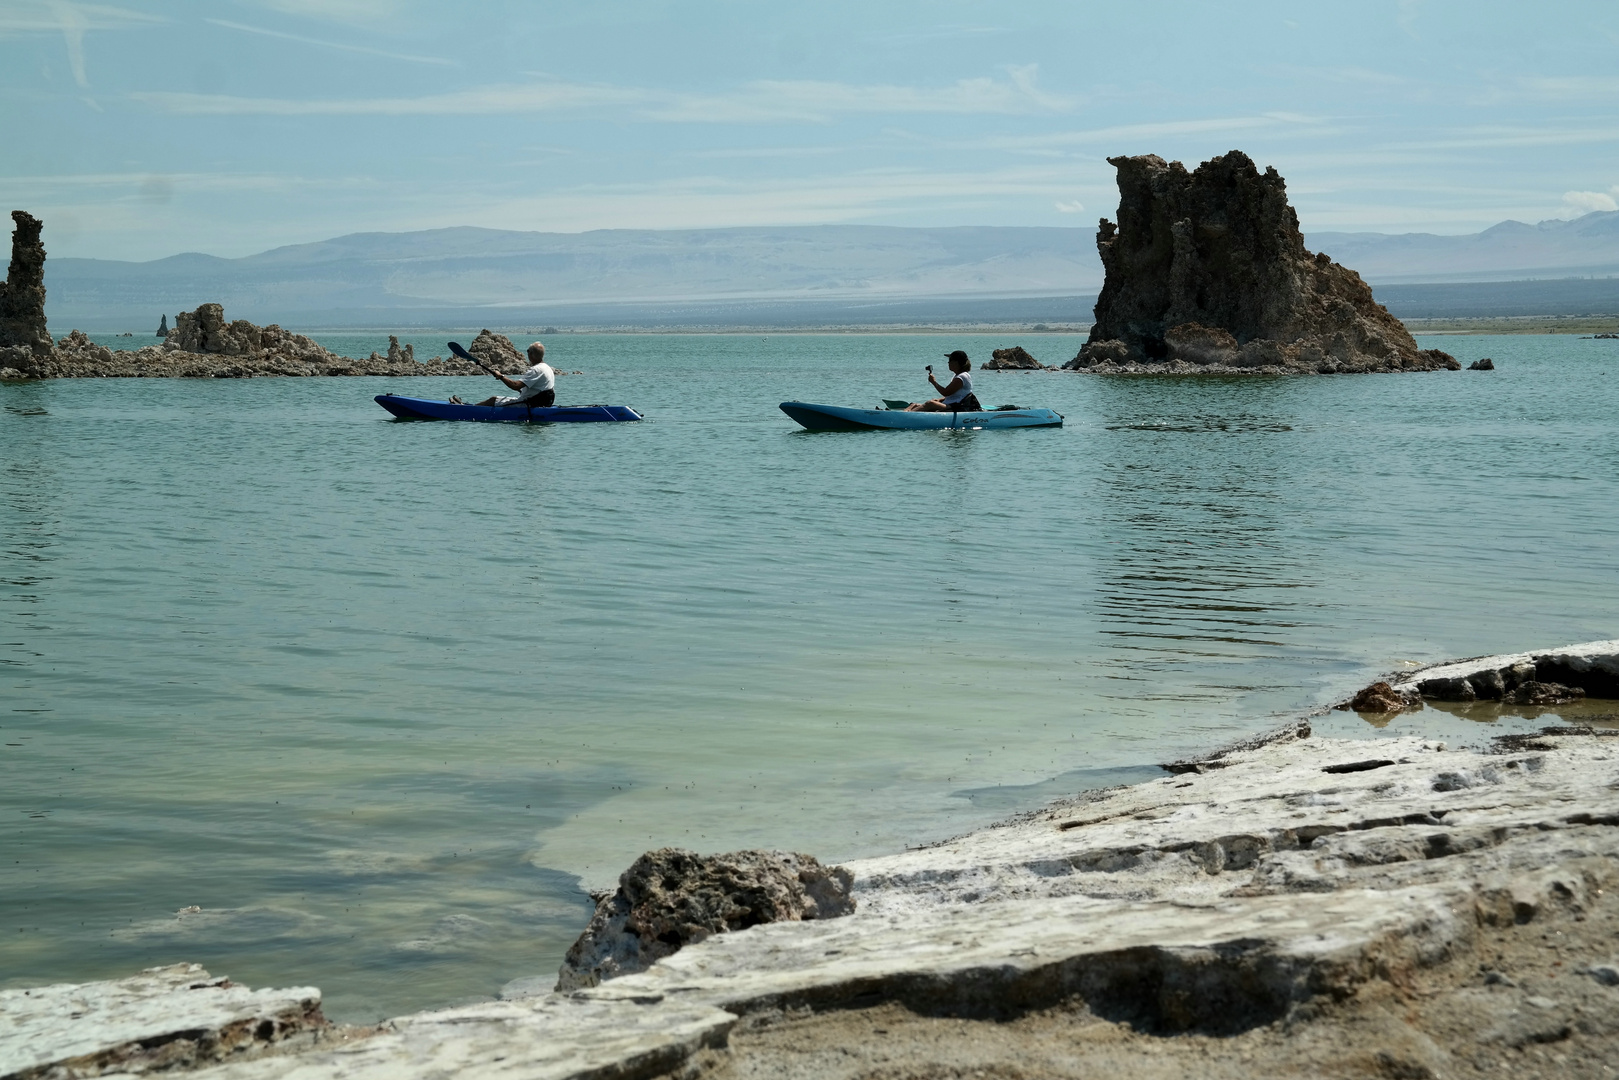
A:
[4,0,1618,260]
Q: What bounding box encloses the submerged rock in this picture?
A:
[1063,152,1460,375]
[0,210,51,362]
[557,847,855,991]
[1469,357,1496,370]
[1502,680,1585,706]
[982,346,1046,370]
[1338,680,1419,714]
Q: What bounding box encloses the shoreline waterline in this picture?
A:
[9,678,1618,1079]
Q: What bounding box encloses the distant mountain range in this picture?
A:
[1312,211,1619,284]
[43,225,1100,328]
[40,214,1619,328]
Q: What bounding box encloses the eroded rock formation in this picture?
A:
[1,301,481,379]
[0,210,51,360]
[982,346,1047,370]
[556,847,855,991]
[1065,152,1460,375]
[467,329,525,370]
[385,335,414,364]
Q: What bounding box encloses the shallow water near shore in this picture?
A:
[3,332,1617,1022]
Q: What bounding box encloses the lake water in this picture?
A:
[3,331,1617,1022]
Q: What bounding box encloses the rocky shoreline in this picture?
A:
[0,305,486,381]
[6,642,1616,1080]
[1,214,491,381]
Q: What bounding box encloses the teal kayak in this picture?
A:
[780,402,1062,431]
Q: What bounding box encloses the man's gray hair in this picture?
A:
[527,341,546,360]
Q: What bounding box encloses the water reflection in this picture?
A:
[1,382,58,689]
[1085,381,1316,709]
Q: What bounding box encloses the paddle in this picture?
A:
[447,341,504,379]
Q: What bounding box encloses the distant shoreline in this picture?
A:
[1401,315,1619,335]
[61,320,1619,339]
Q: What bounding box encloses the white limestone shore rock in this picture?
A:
[0,964,323,1080]
[9,643,1619,1080]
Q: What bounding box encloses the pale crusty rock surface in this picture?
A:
[13,645,1619,1080]
[1063,152,1461,376]
[0,963,324,1080]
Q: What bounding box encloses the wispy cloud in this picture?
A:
[1562,187,1619,215]
[1393,124,1619,150]
[130,80,644,116]
[649,71,1068,123]
[1396,0,1421,38]
[868,23,1010,45]
[0,0,160,34]
[934,113,1324,154]
[1054,200,1086,213]
[129,67,1073,122]
[1517,75,1619,100]
[204,18,454,66]
[245,0,410,27]
[0,170,380,199]
[0,1,163,91]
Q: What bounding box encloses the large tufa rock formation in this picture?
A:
[1,211,51,360]
[556,847,856,991]
[1067,152,1459,375]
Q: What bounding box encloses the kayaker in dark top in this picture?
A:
[471,342,556,407]
[907,350,980,411]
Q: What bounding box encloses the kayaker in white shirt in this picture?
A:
[472,342,555,407]
[906,350,979,411]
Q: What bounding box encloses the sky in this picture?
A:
[3,0,1619,261]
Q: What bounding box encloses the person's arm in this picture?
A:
[494,372,525,391]
[930,374,963,397]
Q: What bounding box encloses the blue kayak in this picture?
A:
[780,401,1062,431]
[376,394,642,423]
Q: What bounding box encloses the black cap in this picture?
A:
[944,350,969,363]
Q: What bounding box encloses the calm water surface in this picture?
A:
[3,332,1617,1020]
